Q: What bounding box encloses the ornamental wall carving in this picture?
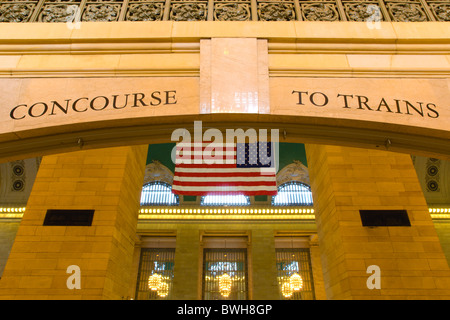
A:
[276,160,310,187]
[143,160,174,185]
[0,0,447,22]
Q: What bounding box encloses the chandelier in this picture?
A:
[281,282,293,298]
[290,273,303,291]
[148,273,171,298]
[148,273,162,291]
[218,273,232,297]
[281,273,303,298]
[157,282,169,298]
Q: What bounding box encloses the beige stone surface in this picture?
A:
[270,77,450,134]
[200,38,269,114]
[172,229,201,300]
[0,77,199,138]
[250,229,278,300]
[5,21,446,43]
[293,21,397,41]
[0,145,147,299]
[306,144,450,299]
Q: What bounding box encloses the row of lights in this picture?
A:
[0,207,26,213]
[138,208,315,215]
[429,208,450,213]
[2,207,450,215]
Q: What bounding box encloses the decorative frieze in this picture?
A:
[386,2,427,21]
[429,2,450,21]
[301,3,340,21]
[170,3,208,21]
[258,3,295,21]
[126,3,164,21]
[0,3,34,22]
[344,2,384,21]
[82,3,121,21]
[0,0,445,23]
[214,3,251,21]
[39,4,79,22]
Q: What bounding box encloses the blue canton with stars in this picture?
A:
[236,142,274,168]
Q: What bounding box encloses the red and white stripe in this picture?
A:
[172,142,277,196]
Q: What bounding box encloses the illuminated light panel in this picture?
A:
[429,208,450,219]
[272,181,313,206]
[140,181,179,206]
[3,207,450,221]
[200,194,250,206]
[0,207,26,213]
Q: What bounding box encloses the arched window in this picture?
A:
[272,181,313,206]
[140,181,179,206]
[200,194,250,206]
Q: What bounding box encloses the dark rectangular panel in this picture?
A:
[359,210,411,227]
[43,209,94,226]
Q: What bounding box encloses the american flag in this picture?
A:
[172,141,277,196]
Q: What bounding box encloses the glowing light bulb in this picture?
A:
[148,273,162,291]
[218,273,232,297]
[157,282,169,298]
[281,282,293,298]
[290,273,303,291]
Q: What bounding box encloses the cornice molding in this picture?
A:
[0,22,447,78]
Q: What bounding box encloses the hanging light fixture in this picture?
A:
[218,242,233,298]
[281,281,293,298]
[148,273,162,291]
[218,273,232,297]
[290,273,303,291]
[157,282,169,298]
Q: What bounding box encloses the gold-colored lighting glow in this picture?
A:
[157,282,169,298]
[218,273,232,297]
[281,282,293,298]
[148,273,162,291]
[4,206,450,221]
[290,273,303,291]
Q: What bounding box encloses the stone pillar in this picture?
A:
[172,229,200,300]
[0,145,147,300]
[309,237,327,300]
[250,229,278,300]
[305,144,450,300]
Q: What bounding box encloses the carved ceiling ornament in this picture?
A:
[0,3,34,22]
[126,3,163,21]
[170,3,207,21]
[39,4,79,22]
[82,3,120,21]
[143,160,174,185]
[302,3,339,21]
[0,0,445,22]
[276,160,310,187]
[430,3,450,21]
[258,3,295,21]
[345,3,382,21]
[387,2,428,21]
[10,160,25,192]
[425,157,441,192]
[214,3,250,21]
